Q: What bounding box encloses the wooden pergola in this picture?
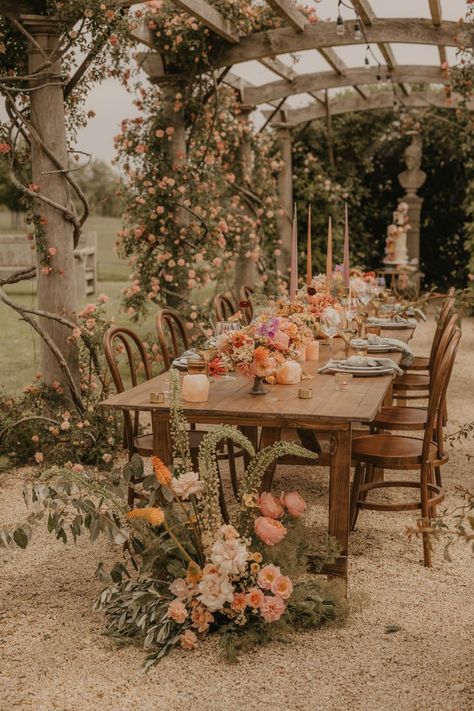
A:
[129,0,472,277]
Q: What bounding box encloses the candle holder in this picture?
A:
[335,373,353,391]
[149,392,165,404]
[298,387,313,399]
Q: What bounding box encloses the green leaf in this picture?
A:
[13,528,28,549]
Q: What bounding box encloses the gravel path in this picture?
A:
[1,317,473,711]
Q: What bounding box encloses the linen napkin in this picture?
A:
[171,348,199,370]
[351,334,413,366]
[366,315,417,328]
[319,355,403,376]
[379,304,426,322]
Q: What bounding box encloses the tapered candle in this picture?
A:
[326,216,332,293]
[343,202,350,288]
[289,203,298,300]
[306,204,312,286]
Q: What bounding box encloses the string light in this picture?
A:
[353,19,362,40]
[364,45,370,68]
[336,1,345,36]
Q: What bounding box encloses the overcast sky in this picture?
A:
[74,0,468,165]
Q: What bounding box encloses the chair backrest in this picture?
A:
[214,293,236,322]
[423,326,461,463]
[156,308,190,371]
[103,326,152,448]
[428,294,457,369]
[239,285,254,323]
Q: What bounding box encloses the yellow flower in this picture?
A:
[250,551,263,563]
[242,492,258,508]
[152,456,172,486]
[250,562,260,575]
[127,507,165,527]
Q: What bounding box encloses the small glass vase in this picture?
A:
[249,375,267,396]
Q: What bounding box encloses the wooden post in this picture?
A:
[275,123,293,285]
[234,102,256,296]
[24,15,79,390]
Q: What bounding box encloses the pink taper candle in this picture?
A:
[306,204,312,286]
[289,203,298,300]
[343,202,350,288]
[326,216,332,294]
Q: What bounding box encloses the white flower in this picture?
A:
[171,471,203,499]
[219,524,239,540]
[210,539,248,576]
[197,571,234,612]
[169,578,189,599]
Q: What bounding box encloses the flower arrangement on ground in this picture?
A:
[1,371,344,668]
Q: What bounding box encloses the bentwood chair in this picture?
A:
[104,325,204,506]
[240,285,254,323]
[350,326,461,567]
[155,308,243,499]
[214,293,237,322]
[402,288,456,373]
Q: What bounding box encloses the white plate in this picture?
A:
[325,367,394,377]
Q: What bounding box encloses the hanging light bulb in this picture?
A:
[364,45,370,68]
[354,19,362,40]
[376,66,382,81]
[336,13,345,36]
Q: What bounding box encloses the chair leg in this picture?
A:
[226,438,239,499]
[350,462,366,531]
[420,464,432,567]
[215,457,230,524]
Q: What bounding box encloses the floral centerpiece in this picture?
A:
[216,312,316,392]
[1,370,344,668]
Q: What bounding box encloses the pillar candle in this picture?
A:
[326,216,333,294]
[343,202,350,288]
[289,203,298,300]
[182,374,209,402]
[306,204,312,286]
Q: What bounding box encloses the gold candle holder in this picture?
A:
[298,387,313,399]
[149,392,165,404]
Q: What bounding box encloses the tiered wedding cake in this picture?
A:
[383,202,410,265]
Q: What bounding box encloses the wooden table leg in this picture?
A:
[259,426,282,492]
[151,412,172,464]
[325,425,351,593]
[239,425,258,467]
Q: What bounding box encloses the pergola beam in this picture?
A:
[319,47,369,100]
[428,0,446,65]
[265,0,307,32]
[170,0,239,43]
[263,90,469,126]
[215,19,465,68]
[259,57,296,81]
[242,65,446,105]
[351,0,376,25]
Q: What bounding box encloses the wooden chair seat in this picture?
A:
[351,433,438,468]
[393,372,430,391]
[403,355,430,371]
[371,406,428,431]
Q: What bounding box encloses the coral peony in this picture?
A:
[257,564,281,590]
[282,491,306,518]
[246,587,265,609]
[260,595,286,623]
[254,517,287,546]
[271,575,293,600]
[258,492,284,519]
[231,592,247,613]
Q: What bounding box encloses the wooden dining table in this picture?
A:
[101,327,415,590]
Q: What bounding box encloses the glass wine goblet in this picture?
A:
[320,306,342,360]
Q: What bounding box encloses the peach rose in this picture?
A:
[231,592,247,613]
[272,329,290,351]
[168,599,188,624]
[246,587,265,609]
[257,564,281,591]
[260,595,286,623]
[191,604,213,633]
[258,492,284,519]
[282,491,306,518]
[254,517,287,546]
[271,575,293,600]
[180,629,198,650]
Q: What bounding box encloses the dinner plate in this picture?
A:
[324,366,394,377]
[366,345,398,352]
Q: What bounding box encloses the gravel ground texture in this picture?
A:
[1,316,473,711]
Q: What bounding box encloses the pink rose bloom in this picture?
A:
[231,592,247,612]
[271,575,293,600]
[257,564,281,590]
[258,492,284,520]
[167,599,188,624]
[260,595,286,623]
[246,587,265,609]
[254,517,287,546]
[272,329,290,351]
[282,491,306,518]
[180,629,198,650]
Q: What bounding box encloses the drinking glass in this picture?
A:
[214,321,240,379]
[320,306,342,360]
